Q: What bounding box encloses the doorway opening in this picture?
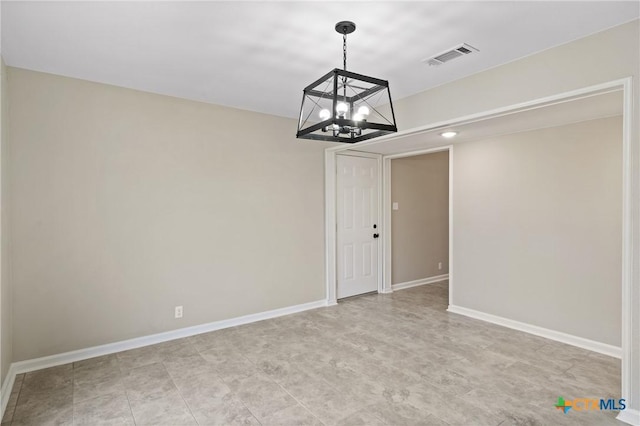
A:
[387,149,450,295]
[325,78,632,419]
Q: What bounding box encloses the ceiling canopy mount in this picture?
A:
[334,21,356,35]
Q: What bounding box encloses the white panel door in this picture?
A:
[337,155,379,299]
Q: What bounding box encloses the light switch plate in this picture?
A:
[392,202,399,210]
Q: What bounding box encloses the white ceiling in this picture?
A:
[2,1,638,118]
[345,90,623,156]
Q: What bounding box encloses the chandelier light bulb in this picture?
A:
[357,105,370,116]
[319,108,331,120]
[353,113,364,121]
[336,102,349,115]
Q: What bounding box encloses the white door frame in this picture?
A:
[324,78,634,419]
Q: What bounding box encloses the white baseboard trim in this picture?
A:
[12,298,328,374]
[617,409,640,426]
[392,274,449,291]
[447,304,621,359]
[0,298,328,419]
[0,364,18,419]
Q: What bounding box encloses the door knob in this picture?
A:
[373,233,379,238]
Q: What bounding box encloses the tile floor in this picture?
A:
[1,282,622,425]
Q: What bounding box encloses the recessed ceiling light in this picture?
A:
[441,131,458,138]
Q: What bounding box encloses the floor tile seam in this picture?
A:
[73,366,125,382]
[309,368,356,398]
[118,371,138,426]
[156,362,199,425]
[205,368,274,424]
[320,365,395,412]
[160,356,230,399]
[367,405,393,426]
[160,354,215,382]
[122,363,190,424]
[72,381,128,406]
[73,368,124,385]
[7,377,24,422]
[269,380,324,426]
[376,401,444,426]
[401,399,454,426]
[342,330,418,357]
[71,385,76,426]
[340,345,424,374]
[10,386,73,424]
[124,382,177,424]
[225,384,264,426]
[122,388,139,426]
[236,347,266,369]
[192,335,244,357]
[171,391,202,426]
[372,300,437,314]
[11,377,44,423]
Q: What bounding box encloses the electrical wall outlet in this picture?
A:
[438,262,442,270]
[392,202,399,210]
[175,306,183,319]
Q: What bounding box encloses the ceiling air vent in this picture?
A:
[423,43,478,66]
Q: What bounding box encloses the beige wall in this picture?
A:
[453,117,622,346]
[3,17,639,409]
[7,68,334,361]
[392,19,639,409]
[391,151,448,284]
[0,58,10,383]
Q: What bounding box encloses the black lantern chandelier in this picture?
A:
[296,21,398,143]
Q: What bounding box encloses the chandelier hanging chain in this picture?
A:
[343,30,347,72]
[342,29,348,100]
